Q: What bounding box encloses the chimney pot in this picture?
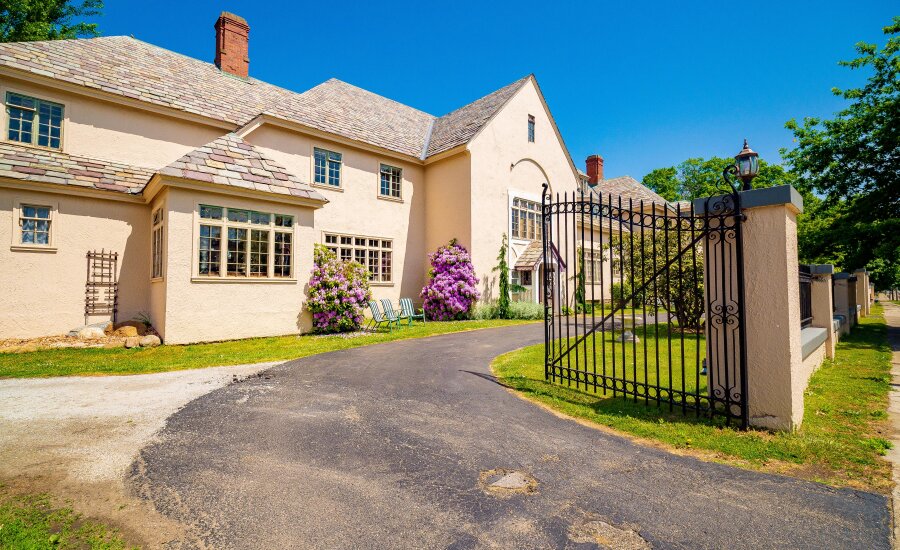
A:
[586,155,604,186]
[215,12,249,78]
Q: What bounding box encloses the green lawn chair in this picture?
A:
[380,299,404,328]
[399,298,426,326]
[367,300,398,332]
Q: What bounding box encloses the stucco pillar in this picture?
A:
[810,265,835,359]
[695,185,805,431]
[833,273,851,336]
[854,269,870,316]
[848,277,858,326]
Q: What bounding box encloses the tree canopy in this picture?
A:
[642,156,794,203]
[1,0,102,42]
[781,17,899,290]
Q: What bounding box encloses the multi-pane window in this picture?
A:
[19,205,51,245]
[314,148,342,187]
[527,114,535,143]
[151,208,164,279]
[379,164,402,199]
[511,198,541,241]
[323,232,393,283]
[198,205,293,278]
[6,92,63,149]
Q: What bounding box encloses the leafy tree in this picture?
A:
[782,17,900,290]
[1,0,102,42]
[493,233,511,319]
[643,157,794,203]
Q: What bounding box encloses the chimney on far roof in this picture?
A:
[215,12,249,78]
[586,155,604,186]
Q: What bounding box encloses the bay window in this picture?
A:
[198,205,293,279]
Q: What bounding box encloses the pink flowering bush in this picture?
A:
[421,239,480,321]
[307,245,371,333]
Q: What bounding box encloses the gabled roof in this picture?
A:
[266,79,434,158]
[0,36,541,160]
[514,240,543,270]
[0,141,152,194]
[158,134,325,202]
[585,176,669,206]
[426,76,530,157]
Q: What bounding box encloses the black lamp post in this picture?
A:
[726,139,760,192]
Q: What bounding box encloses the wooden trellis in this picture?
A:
[85,249,118,325]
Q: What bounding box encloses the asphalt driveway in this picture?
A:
[131,324,889,549]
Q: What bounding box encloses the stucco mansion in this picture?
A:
[0,12,664,344]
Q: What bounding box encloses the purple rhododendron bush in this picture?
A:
[307,245,372,332]
[421,239,480,321]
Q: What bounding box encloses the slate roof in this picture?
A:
[0,141,152,194]
[158,134,326,202]
[514,240,544,270]
[586,176,669,206]
[426,77,530,157]
[0,36,532,160]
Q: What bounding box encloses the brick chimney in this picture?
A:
[214,12,249,78]
[586,155,604,186]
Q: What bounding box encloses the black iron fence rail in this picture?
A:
[799,265,813,328]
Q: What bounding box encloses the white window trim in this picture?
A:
[509,195,542,242]
[321,230,394,286]
[10,199,57,252]
[191,202,297,283]
[311,145,344,191]
[377,162,403,202]
[1,85,68,152]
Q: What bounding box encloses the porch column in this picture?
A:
[809,264,835,359]
[833,273,851,335]
[696,185,805,431]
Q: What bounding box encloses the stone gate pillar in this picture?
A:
[809,265,835,359]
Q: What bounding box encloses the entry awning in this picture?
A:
[514,240,566,271]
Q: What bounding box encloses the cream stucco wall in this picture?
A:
[423,151,472,277]
[466,80,580,300]
[247,125,426,305]
[159,186,316,344]
[0,185,150,338]
[0,76,226,170]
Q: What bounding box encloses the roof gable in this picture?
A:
[158,134,325,202]
[426,76,530,157]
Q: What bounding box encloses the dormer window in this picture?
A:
[527,115,535,143]
[5,92,63,149]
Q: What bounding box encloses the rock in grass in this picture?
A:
[139,335,161,347]
[124,336,141,349]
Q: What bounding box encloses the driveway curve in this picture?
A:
[131,324,888,549]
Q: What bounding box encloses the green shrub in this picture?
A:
[472,302,499,320]
[508,301,544,320]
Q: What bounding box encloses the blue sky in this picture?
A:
[99,1,896,180]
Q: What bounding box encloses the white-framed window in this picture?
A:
[18,204,53,246]
[527,114,535,143]
[5,92,63,149]
[379,164,402,199]
[197,204,294,279]
[323,232,392,283]
[151,208,164,279]
[314,147,342,187]
[511,197,541,241]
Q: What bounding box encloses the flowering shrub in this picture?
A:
[421,239,480,321]
[307,245,371,333]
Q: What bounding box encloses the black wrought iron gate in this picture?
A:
[541,184,748,427]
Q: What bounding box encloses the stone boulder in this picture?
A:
[77,326,106,340]
[139,334,161,347]
[113,325,139,338]
[124,336,141,349]
[113,320,149,336]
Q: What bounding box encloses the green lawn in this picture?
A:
[493,304,892,492]
[0,320,532,379]
[0,488,133,549]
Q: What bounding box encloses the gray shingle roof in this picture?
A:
[0,141,152,194]
[266,79,435,158]
[158,134,326,202]
[514,239,544,270]
[0,36,530,160]
[426,77,530,157]
[586,176,669,206]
